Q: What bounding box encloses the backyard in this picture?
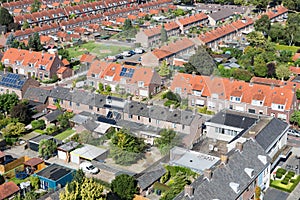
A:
[275,44,300,53]
[67,41,131,59]
[54,129,76,141]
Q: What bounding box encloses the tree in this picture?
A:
[161,24,168,43]
[185,47,216,75]
[254,15,271,36]
[246,31,266,47]
[255,186,261,200]
[232,69,253,82]
[73,169,85,184]
[60,177,105,200]
[31,0,41,13]
[123,19,133,31]
[1,122,25,137]
[283,0,300,11]
[158,60,170,77]
[0,174,5,185]
[254,54,267,77]
[30,176,40,190]
[58,49,70,61]
[97,82,104,93]
[291,110,300,126]
[0,7,13,26]
[57,111,74,128]
[154,129,176,155]
[252,0,269,10]
[106,85,111,93]
[22,21,30,30]
[5,33,15,48]
[38,139,57,159]
[10,102,32,124]
[28,32,42,51]
[111,174,138,200]
[269,23,285,43]
[286,13,300,46]
[276,63,291,81]
[161,171,188,200]
[266,62,276,78]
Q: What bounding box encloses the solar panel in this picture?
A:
[120,72,125,76]
[121,67,127,73]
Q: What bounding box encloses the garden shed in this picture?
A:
[70,144,108,164]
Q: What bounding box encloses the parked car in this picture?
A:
[134,48,144,54]
[106,56,117,62]
[287,129,300,137]
[122,51,131,57]
[129,50,136,55]
[79,162,99,174]
[116,54,123,59]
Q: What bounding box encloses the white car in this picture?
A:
[134,48,144,54]
[287,129,300,137]
[79,162,99,174]
[122,51,131,57]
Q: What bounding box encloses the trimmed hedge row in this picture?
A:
[270,175,300,193]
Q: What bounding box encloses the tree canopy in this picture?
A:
[184,47,216,75]
[158,60,170,77]
[161,24,168,43]
[1,122,25,137]
[254,15,271,36]
[10,102,32,124]
[28,32,42,51]
[0,7,13,27]
[38,139,57,159]
[111,174,138,200]
[0,93,19,114]
[154,129,177,155]
[31,0,41,13]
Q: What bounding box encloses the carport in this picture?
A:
[70,144,108,164]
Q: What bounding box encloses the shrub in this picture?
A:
[160,171,170,184]
[277,168,287,175]
[31,120,45,130]
[288,171,295,177]
[290,178,296,183]
[276,172,283,179]
[286,174,294,179]
[281,178,289,185]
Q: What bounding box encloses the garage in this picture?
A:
[70,144,108,164]
[57,141,80,162]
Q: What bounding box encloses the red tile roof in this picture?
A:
[177,12,208,26]
[0,182,20,200]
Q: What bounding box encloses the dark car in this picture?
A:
[129,50,136,55]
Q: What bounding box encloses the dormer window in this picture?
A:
[271,103,285,111]
[15,61,21,65]
[175,87,181,94]
[28,63,34,68]
[4,59,9,64]
[40,65,46,70]
[230,96,241,102]
[138,81,144,87]
[193,90,202,96]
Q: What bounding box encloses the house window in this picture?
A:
[69,101,72,106]
[173,123,176,128]
[129,114,133,119]
[182,125,185,130]
[248,109,255,114]
[149,118,151,123]
[156,119,160,125]
[61,99,63,104]
[229,105,233,109]
[278,105,284,110]
[89,105,93,110]
[137,116,140,120]
[138,81,144,87]
[76,103,80,107]
[40,65,46,70]
[3,59,9,64]
[175,87,182,94]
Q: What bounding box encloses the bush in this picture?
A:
[277,168,287,174]
[31,120,45,130]
[276,173,283,179]
[165,165,198,178]
[164,100,179,107]
[288,171,295,177]
[290,178,296,183]
[281,178,289,185]
[160,171,170,184]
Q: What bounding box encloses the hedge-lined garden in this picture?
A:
[270,168,300,193]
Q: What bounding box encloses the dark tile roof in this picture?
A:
[49,86,72,101]
[264,188,289,200]
[136,164,166,190]
[124,101,149,118]
[255,118,289,151]
[29,134,53,144]
[207,110,258,130]
[44,110,64,122]
[175,139,270,200]
[36,163,73,181]
[24,87,51,103]
[83,119,99,131]
[57,141,79,152]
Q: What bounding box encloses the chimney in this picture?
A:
[220,155,228,165]
[3,68,6,74]
[235,142,243,152]
[192,71,196,77]
[203,169,212,180]
[184,185,194,197]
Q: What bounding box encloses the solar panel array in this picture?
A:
[0,73,25,89]
[119,67,135,78]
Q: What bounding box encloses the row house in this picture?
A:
[46,86,203,139]
[261,5,288,22]
[14,8,67,26]
[2,0,35,12]
[170,73,297,122]
[175,12,209,34]
[136,21,180,48]
[13,23,60,41]
[139,0,172,11]
[141,38,195,67]
[1,48,63,80]
[86,60,162,97]
[197,17,253,50]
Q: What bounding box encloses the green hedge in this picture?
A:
[281,178,290,185]
[277,168,287,175]
[165,165,198,178]
[276,172,283,179]
[288,171,295,177]
[270,175,300,193]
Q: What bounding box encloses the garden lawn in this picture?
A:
[54,129,75,141]
[34,129,46,134]
[275,44,300,53]
[67,41,131,58]
[10,177,30,185]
